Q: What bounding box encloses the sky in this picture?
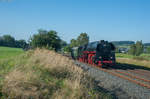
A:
[0,0,150,43]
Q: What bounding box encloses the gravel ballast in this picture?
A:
[75,61,150,99]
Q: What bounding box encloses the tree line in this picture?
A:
[126,41,150,56]
[112,41,135,46]
[0,35,28,49]
[29,29,67,51]
[1,30,150,55]
[0,30,68,51]
[63,33,89,52]
[128,41,144,56]
[29,30,89,52]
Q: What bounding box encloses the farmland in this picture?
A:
[0,46,24,59]
[116,53,150,68]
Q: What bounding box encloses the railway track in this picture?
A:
[63,54,150,92]
[77,61,150,89]
[74,60,150,98]
[128,70,150,78]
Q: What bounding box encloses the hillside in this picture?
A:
[0,49,112,99]
[111,41,135,46]
[111,41,150,47]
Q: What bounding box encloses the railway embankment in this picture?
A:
[0,49,112,99]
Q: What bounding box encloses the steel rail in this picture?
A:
[79,62,150,89]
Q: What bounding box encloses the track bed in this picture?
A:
[75,61,150,99]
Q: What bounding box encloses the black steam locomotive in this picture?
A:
[71,40,116,67]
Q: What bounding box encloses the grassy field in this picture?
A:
[0,46,24,59]
[116,53,134,59]
[116,53,150,60]
[0,49,112,99]
[116,53,150,68]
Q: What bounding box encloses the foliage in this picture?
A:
[63,45,71,52]
[146,46,150,54]
[60,40,67,48]
[77,33,89,46]
[2,35,15,47]
[135,41,144,56]
[128,44,136,55]
[128,41,144,56]
[70,39,78,48]
[0,35,28,49]
[144,43,150,46]
[70,33,89,48]
[30,29,61,51]
[15,40,28,49]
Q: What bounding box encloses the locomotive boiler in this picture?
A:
[71,40,116,67]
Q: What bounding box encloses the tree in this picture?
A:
[60,40,67,48]
[128,41,144,56]
[3,35,15,47]
[77,33,89,46]
[0,36,4,46]
[129,44,136,55]
[70,39,78,48]
[135,41,144,56]
[63,45,71,52]
[0,35,28,49]
[147,46,150,53]
[30,29,61,51]
[15,40,28,49]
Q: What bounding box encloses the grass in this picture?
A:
[116,53,150,69]
[0,49,113,99]
[116,53,134,59]
[116,53,150,60]
[0,46,24,59]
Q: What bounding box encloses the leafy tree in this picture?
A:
[129,44,136,55]
[0,36,4,46]
[3,35,15,47]
[0,35,28,49]
[135,41,144,56]
[30,29,61,51]
[70,33,89,48]
[15,40,28,49]
[128,41,144,56]
[63,45,71,52]
[147,46,150,53]
[60,40,67,48]
[70,39,78,48]
[77,33,89,46]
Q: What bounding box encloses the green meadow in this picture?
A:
[0,46,24,59]
[116,53,150,61]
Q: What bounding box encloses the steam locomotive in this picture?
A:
[71,40,116,67]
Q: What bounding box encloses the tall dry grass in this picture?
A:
[1,49,110,99]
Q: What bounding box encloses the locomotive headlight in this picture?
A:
[110,57,113,59]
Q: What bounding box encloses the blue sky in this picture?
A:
[0,0,150,43]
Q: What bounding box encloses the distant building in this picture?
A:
[118,48,129,53]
